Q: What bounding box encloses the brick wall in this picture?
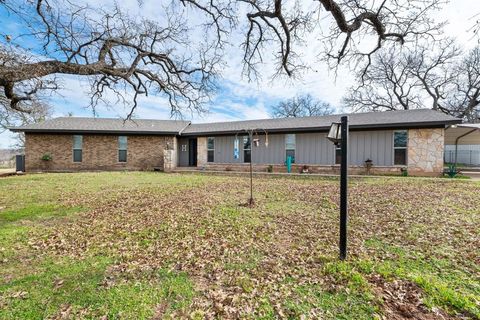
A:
[25,133,175,172]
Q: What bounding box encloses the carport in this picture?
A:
[445,124,480,167]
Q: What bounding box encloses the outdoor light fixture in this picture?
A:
[327,122,342,145]
[327,116,349,261]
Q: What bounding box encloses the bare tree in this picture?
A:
[183,0,445,79]
[1,0,448,120]
[240,0,444,79]
[407,39,461,113]
[344,39,480,122]
[343,46,423,112]
[0,0,224,118]
[446,47,480,122]
[0,94,52,150]
[271,94,334,118]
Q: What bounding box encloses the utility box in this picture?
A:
[15,155,25,172]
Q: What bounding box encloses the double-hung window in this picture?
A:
[73,135,83,162]
[243,136,251,163]
[285,134,296,163]
[394,130,408,165]
[335,144,342,165]
[207,137,215,162]
[118,136,127,163]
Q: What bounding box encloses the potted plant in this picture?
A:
[364,159,373,175]
[41,153,53,170]
[267,165,273,173]
[301,165,309,174]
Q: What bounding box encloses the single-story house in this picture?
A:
[9,109,462,176]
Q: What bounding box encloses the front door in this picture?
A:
[188,138,197,166]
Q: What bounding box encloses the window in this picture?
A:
[118,136,127,162]
[285,134,296,163]
[207,137,215,163]
[394,130,407,165]
[335,145,341,165]
[73,135,82,162]
[243,136,251,163]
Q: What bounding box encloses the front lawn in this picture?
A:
[0,172,479,319]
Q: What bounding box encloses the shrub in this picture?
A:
[41,153,52,161]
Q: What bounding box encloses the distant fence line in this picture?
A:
[444,146,480,166]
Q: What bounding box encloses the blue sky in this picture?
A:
[1,0,479,148]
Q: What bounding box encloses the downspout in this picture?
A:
[455,129,478,166]
[178,122,192,136]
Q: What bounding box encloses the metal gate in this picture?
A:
[15,155,25,172]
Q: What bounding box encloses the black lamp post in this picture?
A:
[327,116,349,260]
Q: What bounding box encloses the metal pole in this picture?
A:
[249,130,254,206]
[339,116,348,260]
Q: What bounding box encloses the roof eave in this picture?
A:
[181,119,462,136]
[9,128,181,135]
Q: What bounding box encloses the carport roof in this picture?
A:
[445,123,480,145]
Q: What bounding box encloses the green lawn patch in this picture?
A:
[0,172,478,319]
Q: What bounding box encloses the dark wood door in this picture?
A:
[188,138,197,166]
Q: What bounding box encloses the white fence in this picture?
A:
[444,145,480,166]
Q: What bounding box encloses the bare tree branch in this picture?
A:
[271,94,334,118]
[0,0,223,117]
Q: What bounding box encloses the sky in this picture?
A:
[1,0,480,148]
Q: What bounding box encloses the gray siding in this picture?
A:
[252,134,285,164]
[212,134,285,164]
[348,130,393,166]
[204,130,395,166]
[296,131,393,166]
[296,133,334,164]
[178,138,189,166]
[213,136,240,163]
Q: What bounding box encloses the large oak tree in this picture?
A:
[1,0,446,118]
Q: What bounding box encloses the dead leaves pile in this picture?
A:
[25,176,480,318]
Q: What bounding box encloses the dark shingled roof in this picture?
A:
[9,109,461,135]
[182,109,461,135]
[9,117,190,134]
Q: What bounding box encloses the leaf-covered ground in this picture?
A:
[0,172,479,319]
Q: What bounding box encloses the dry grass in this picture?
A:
[0,172,479,319]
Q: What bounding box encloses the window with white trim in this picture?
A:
[207,137,215,162]
[335,144,341,165]
[73,135,83,162]
[118,136,128,162]
[394,130,407,165]
[285,134,296,163]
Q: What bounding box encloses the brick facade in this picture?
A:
[25,133,174,172]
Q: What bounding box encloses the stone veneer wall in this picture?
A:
[163,136,178,172]
[25,133,175,172]
[197,137,208,167]
[407,128,445,174]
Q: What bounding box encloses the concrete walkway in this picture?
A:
[462,171,480,181]
[171,169,479,182]
[0,168,16,177]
